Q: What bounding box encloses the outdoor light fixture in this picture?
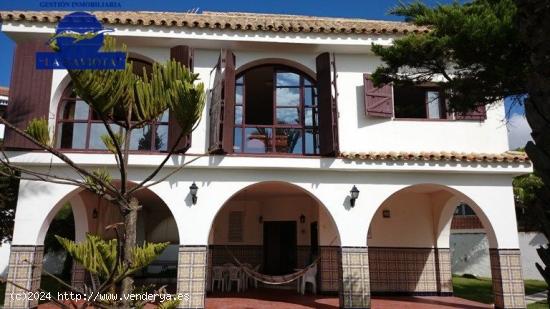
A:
[350,185,360,207]
[189,182,198,204]
[300,214,306,224]
[383,209,391,218]
[92,208,98,219]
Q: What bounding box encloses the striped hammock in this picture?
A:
[225,246,319,285]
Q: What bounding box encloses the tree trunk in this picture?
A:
[121,197,139,307]
[516,0,550,301]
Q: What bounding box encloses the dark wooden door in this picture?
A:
[263,221,297,275]
[310,221,319,258]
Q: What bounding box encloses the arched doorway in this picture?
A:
[367,183,504,305]
[206,181,341,306]
[37,184,180,293]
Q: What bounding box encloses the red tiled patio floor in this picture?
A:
[37,289,492,309]
[206,289,493,309]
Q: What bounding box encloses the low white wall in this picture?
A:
[450,231,547,280]
[0,243,10,277]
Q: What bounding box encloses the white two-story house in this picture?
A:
[0,10,530,309]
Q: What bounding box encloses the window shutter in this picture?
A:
[363,74,393,118]
[228,211,244,242]
[456,105,487,121]
[168,45,193,153]
[316,52,339,156]
[4,41,53,150]
[208,49,236,154]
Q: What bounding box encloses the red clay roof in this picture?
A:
[0,86,8,97]
[340,151,529,164]
[0,11,428,35]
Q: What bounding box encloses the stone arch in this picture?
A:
[236,58,316,81]
[207,180,341,246]
[366,183,498,248]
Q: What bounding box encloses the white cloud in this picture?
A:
[507,113,533,150]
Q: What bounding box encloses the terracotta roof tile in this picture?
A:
[0,11,428,35]
[340,151,530,164]
[0,87,8,97]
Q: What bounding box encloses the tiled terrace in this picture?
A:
[206,289,492,309]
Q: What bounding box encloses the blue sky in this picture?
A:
[0,0,530,147]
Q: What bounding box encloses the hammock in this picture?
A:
[224,246,319,285]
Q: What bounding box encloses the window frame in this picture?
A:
[55,95,170,153]
[393,85,449,121]
[233,64,320,156]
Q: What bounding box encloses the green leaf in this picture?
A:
[25,118,50,146]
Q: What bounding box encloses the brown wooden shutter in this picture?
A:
[316,53,339,156]
[208,50,236,154]
[4,40,53,150]
[455,105,487,121]
[168,45,194,153]
[363,74,393,118]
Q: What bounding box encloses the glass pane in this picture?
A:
[304,129,319,155]
[305,108,318,126]
[129,125,152,151]
[236,85,243,105]
[61,101,75,120]
[427,91,441,119]
[157,110,169,123]
[244,127,272,153]
[235,106,243,125]
[276,87,300,106]
[275,128,302,154]
[236,76,244,85]
[304,78,313,86]
[276,72,300,86]
[74,100,89,120]
[62,100,88,120]
[276,108,300,125]
[155,124,168,151]
[57,122,86,149]
[89,123,107,150]
[304,87,316,106]
[233,127,243,153]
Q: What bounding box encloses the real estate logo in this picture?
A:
[36,12,126,70]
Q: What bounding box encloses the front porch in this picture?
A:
[4,173,529,309]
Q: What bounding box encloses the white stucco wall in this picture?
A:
[6,161,523,253]
[450,231,547,280]
[43,44,511,156]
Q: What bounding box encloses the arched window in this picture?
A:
[55,58,169,152]
[233,65,319,155]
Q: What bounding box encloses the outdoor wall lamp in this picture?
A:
[189,182,198,204]
[300,214,306,224]
[350,185,360,207]
[92,208,98,219]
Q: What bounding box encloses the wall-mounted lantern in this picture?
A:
[300,214,306,224]
[350,185,360,207]
[382,209,391,218]
[189,182,198,204]
[92,208,98,219]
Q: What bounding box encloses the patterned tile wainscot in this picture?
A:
[177,246,208,309]
[369,247,447,295]
[4,245,44,309]
[490,249,526,309]
[340,247,370,309]
[319,246,341,293]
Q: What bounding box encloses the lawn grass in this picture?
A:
[452,275,494,304]
[527,300,548,309]
[452,275,548,305]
